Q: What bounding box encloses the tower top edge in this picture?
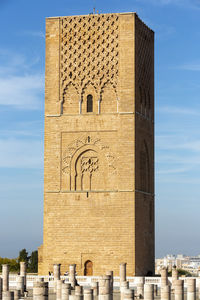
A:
[46,12,154,32]
[46,12,136,19]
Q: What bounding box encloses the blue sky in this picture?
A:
[0,0,200,259]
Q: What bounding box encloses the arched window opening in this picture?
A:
[73,149,99,191]
[87,94,93,112]
[84,260,93,276]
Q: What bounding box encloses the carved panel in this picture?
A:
[60,14,119,100]
[61,133,117,191]
[62,82,79,114]
[81,157,99,173]
[135,17,154,117]
[100,81,117,113]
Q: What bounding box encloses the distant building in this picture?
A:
[156,254,200,276]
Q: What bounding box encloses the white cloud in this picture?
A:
[0,50,44,109]
[156,167,189,174]
[156,129,200,186]
[0,74,44,109]
[155,0,178,4]
[0,120,43,139]
[0,129,42,138]
[157,176,200,185]
[136,0,200,9]
[136,0,176,5]
[180,141,200,152]
[157,106,200,115]
[0,49,44,167]
[0,52,26,75]
[156,153,200,165]
[0,138,43,168]
[19,30,45,39]
[156,134,200,152]
[146,22,175,40]
[177,63,200,71]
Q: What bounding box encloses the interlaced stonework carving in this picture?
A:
[81,157,99,173]
[62,134,116,191]
[60,14,119,101]
[135,17,154,117]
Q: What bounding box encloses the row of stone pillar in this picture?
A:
[51,262,198,300]
[119,263,134,300]
[54,280,105,300]
[161,279,196,300]
[53,264,77,291]
[0,287,22,300]
[53,263,133,300]
[31,279,198,300]
[1,263,26,291]
[119,264,198,300]
[0,262,27,300]
[33,280,97,300]
[160,266,179,289]
[33,281,48,300]
[160,266,199,300]
[133,279,196,300]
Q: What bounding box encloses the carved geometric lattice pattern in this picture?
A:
[60,14,119,97]
[135,17,154,116]
[81,157,99,173]
[135,19,153,85]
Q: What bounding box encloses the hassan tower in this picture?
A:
[38,12,155,276]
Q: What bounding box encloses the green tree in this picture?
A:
[0,257,19,272]
[18,248,29,264]
[28,251,38,273]
[168,268,192,277]
[177,268,192,277]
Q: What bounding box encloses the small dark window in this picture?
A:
[87,95,93,112]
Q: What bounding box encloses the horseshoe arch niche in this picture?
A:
[69,144,109,191]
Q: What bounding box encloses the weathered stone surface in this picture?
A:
[144,284,154,300]
[187,278,196,300]
[38,12,154,276]
[175,280,184,300]
[2,265,9,292]
[161,285,171,300]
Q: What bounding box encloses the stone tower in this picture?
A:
[38,12,154,276]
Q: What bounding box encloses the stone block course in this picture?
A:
[39,12,154,276]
